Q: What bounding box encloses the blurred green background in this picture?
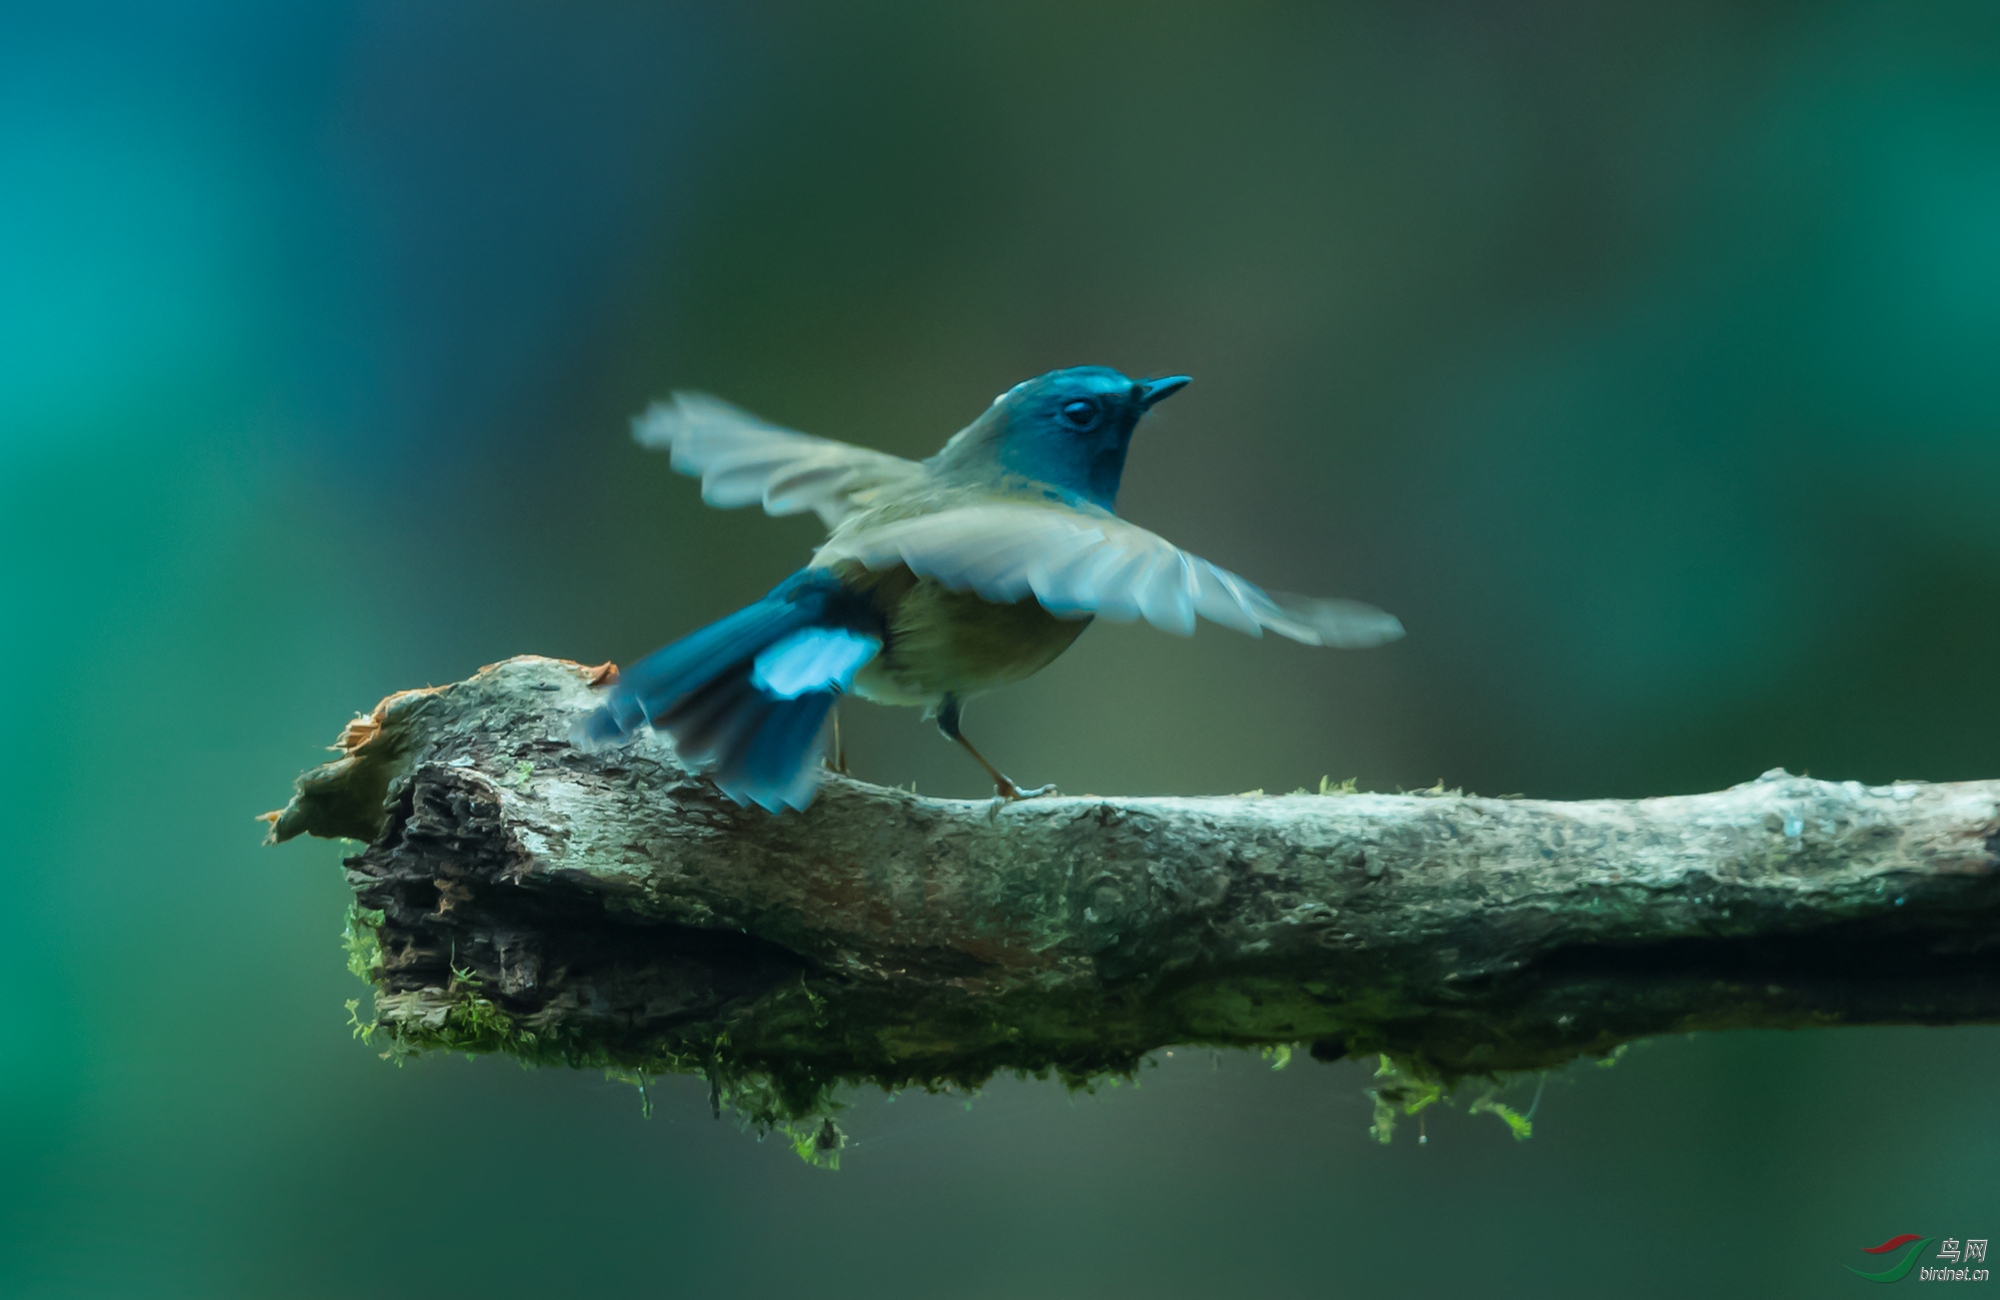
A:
[4,2,1998,1295]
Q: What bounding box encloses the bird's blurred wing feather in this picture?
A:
[818,504,1404,646]
[634,393,927,528]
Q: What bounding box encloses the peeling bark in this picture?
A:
[268,656,2000,1119]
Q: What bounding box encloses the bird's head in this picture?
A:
[929,366,1190,510]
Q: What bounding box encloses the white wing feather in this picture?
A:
[815,503,1404,647]
[634,393,927,528]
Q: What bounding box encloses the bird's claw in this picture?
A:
[992,778,1058,802]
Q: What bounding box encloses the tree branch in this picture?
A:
[267,656,2000,1123]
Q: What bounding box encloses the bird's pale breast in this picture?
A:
[831,561,1090,707]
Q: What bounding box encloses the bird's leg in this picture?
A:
[934,695,1055,800]
[831,702,849,775]
[956,732,1029,799]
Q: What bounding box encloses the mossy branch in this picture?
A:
[267,656,2000,1132]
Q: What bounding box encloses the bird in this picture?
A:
[577,366,1403,812]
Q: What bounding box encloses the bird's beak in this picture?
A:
[1137,375,1191,409]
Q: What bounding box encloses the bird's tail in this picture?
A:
[576,568,881,812]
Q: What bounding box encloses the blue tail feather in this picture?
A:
[577,568,881,812]
[658,671,759,764]
[714,690,839,812]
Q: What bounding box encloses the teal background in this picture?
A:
[4,2,1997,1295]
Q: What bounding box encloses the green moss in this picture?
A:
[343,998,377,1044]
[1361,1057,1557,1145]
[341,904,384,982]
[354,950,1589,1157]
[434,966,531,1056]
[333,901,1614,1162]
[1366,1054,1445,1144]
[356,969,852,1163]
[1468,1093,1533,1141]
[783,1117,845,1169]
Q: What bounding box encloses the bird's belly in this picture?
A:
[838,566,1091,706]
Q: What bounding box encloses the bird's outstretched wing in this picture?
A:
[815,503,1404,646]
[634,393,928,528]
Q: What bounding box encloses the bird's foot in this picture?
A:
[992,777,1058,801]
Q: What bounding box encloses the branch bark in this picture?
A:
[268,656,2000,1120]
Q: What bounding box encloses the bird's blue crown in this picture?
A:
[928,365,1190,511]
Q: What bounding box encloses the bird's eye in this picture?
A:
[1058,399,1100,432]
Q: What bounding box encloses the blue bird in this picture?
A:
[578,367,1403,812]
